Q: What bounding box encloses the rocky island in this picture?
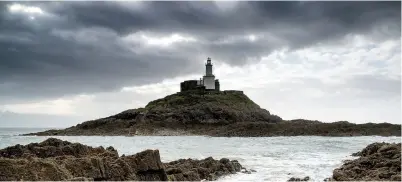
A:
[24,57,401,137]
[24,90,400,137]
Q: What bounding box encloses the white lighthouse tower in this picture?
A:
[203,57,215,90]
[181,57,220,92]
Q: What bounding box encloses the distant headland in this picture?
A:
[24,58,401,137]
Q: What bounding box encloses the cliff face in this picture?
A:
[24,91,401,137]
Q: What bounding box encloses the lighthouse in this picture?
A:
[203,57,215,90]
[179,57,220,92]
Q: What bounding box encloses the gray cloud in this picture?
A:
[0,1,400,104]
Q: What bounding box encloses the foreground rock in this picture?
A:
[23,91,401,137]
[0,138,244,181]
[287,176,310,181]
[331,142,401,181]
[0,137,118,159]
[164,157,244,181]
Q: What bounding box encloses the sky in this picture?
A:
[0,1,400,128]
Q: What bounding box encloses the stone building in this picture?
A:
[180,57,220,92]
[180,80,205,92]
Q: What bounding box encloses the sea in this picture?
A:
[0,128,400,182]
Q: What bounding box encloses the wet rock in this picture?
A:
[0,157,73,181]
[0,138,118,159]
[391,174,401,181]
[331,142,401,181]
[0,138,166,181]
[351,151,361,156]
[323,177,332,181]
[240,167,256,174]
[241,168,251,174]
[287,176,310,181]
[164,156,246,181]
[219,158,230,164]
[0,138,245,181]
[67,177,94,181]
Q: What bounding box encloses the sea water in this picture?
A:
[0,128,400,182]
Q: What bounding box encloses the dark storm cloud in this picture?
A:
[0,1,400,103]
[40,1,400,63]
[46,2,401,35]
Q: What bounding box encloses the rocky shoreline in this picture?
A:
[0,138,251,181]
[330,142,401,181]
[287,142,401,181]
[24,120,401,137]
[0,139,400,181]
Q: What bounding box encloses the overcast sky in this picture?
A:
[0,1,400,127]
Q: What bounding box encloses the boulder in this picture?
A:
[287,176,310,181]
[331,142,401,181]
[164,157,244,181]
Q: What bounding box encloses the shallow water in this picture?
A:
[0,128,400,182]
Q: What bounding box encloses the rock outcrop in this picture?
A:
[287,176,310,181]
[0,138,245,181]
[210,120,401,137]
[0,137,118,159]
[164,157,244,181]
[23,91,401,137]
[0,138,167,181]
[331,142,401,181]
